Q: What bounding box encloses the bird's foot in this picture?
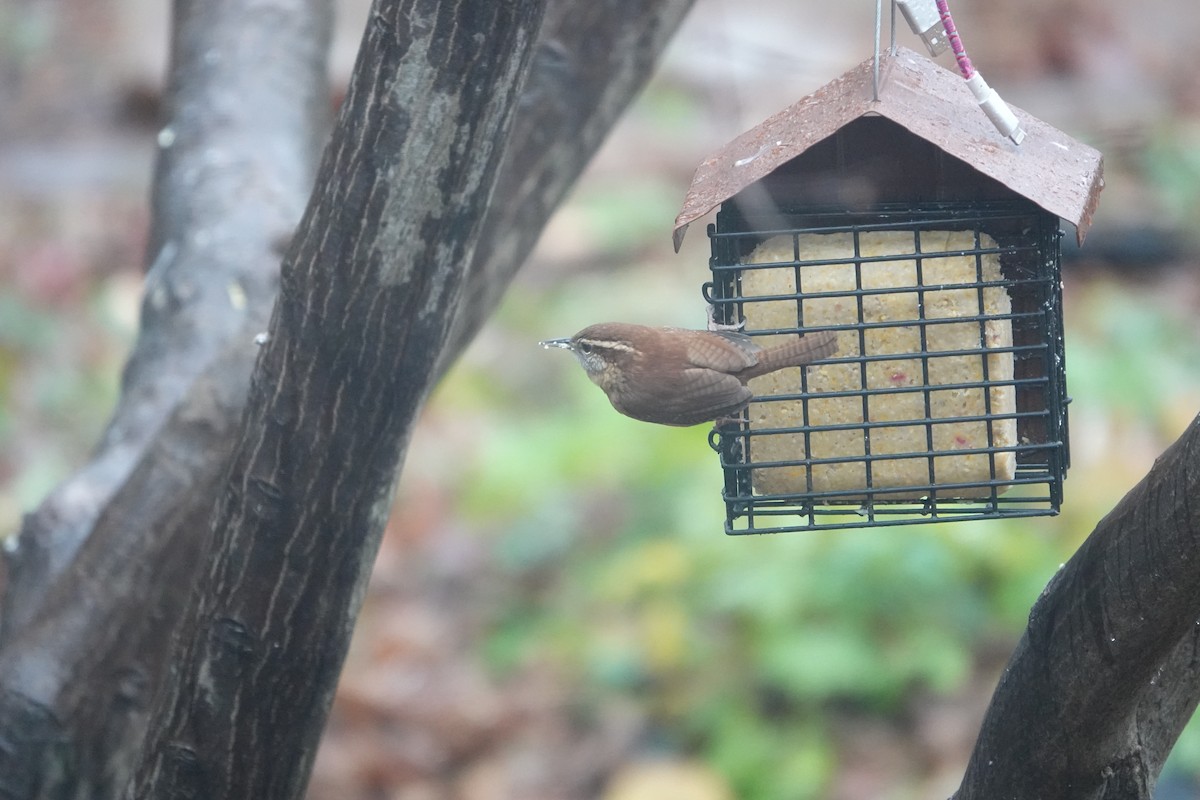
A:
[706,305,746,332]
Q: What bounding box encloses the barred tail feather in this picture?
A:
[746,331,838,378]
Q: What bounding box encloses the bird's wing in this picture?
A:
[651,368,752,425]
[683,330,761,372]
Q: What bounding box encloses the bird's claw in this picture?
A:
[706,305,746,332]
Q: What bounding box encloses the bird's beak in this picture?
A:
[539,337,573,350]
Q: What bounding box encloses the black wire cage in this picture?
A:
[707,200,1067,532]
[672,49,1103,533]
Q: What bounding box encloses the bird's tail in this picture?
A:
[745,330,838,379]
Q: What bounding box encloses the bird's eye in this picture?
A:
[578,342,593,354]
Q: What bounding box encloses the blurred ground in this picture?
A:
[3,1,1200,799]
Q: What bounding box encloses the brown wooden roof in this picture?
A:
[673,46,1104,250]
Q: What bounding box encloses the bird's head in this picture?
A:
[539,323,641,388]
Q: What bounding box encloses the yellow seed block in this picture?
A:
[741,231,1016,500]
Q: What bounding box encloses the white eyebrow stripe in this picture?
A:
[576,338,636,353]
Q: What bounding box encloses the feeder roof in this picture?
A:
[673,46,1104,250]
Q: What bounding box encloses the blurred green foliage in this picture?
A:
[1142,124,1200,231]
[0,283,128,531]
[426,249,1200,798]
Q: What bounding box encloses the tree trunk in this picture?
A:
[125,2,551,794]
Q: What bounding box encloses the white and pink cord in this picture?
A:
[893,0,1027,145]
[934,0,1026,144]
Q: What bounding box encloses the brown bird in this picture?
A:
[540,322,838,426]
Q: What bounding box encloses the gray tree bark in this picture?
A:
[955,413,1200,800]
[0,1,332,797]
[125,1,552,794]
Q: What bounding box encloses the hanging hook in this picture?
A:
[872,0,882,101]
[890,0,898,53]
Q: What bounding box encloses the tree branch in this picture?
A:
[0,0,330,796]
[0,0,331,641]
[443,0,696,365]
[956,413,1200,800]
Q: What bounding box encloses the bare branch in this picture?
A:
[0,0,330,795]
[0,0,331,640]
[956,413,1200,800]
[443,0,696,368]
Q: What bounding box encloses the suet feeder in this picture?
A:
[673,47,1103,533]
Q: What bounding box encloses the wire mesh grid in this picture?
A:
[706,201,1067,533]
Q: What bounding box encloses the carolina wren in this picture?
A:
[540,322,838,426]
